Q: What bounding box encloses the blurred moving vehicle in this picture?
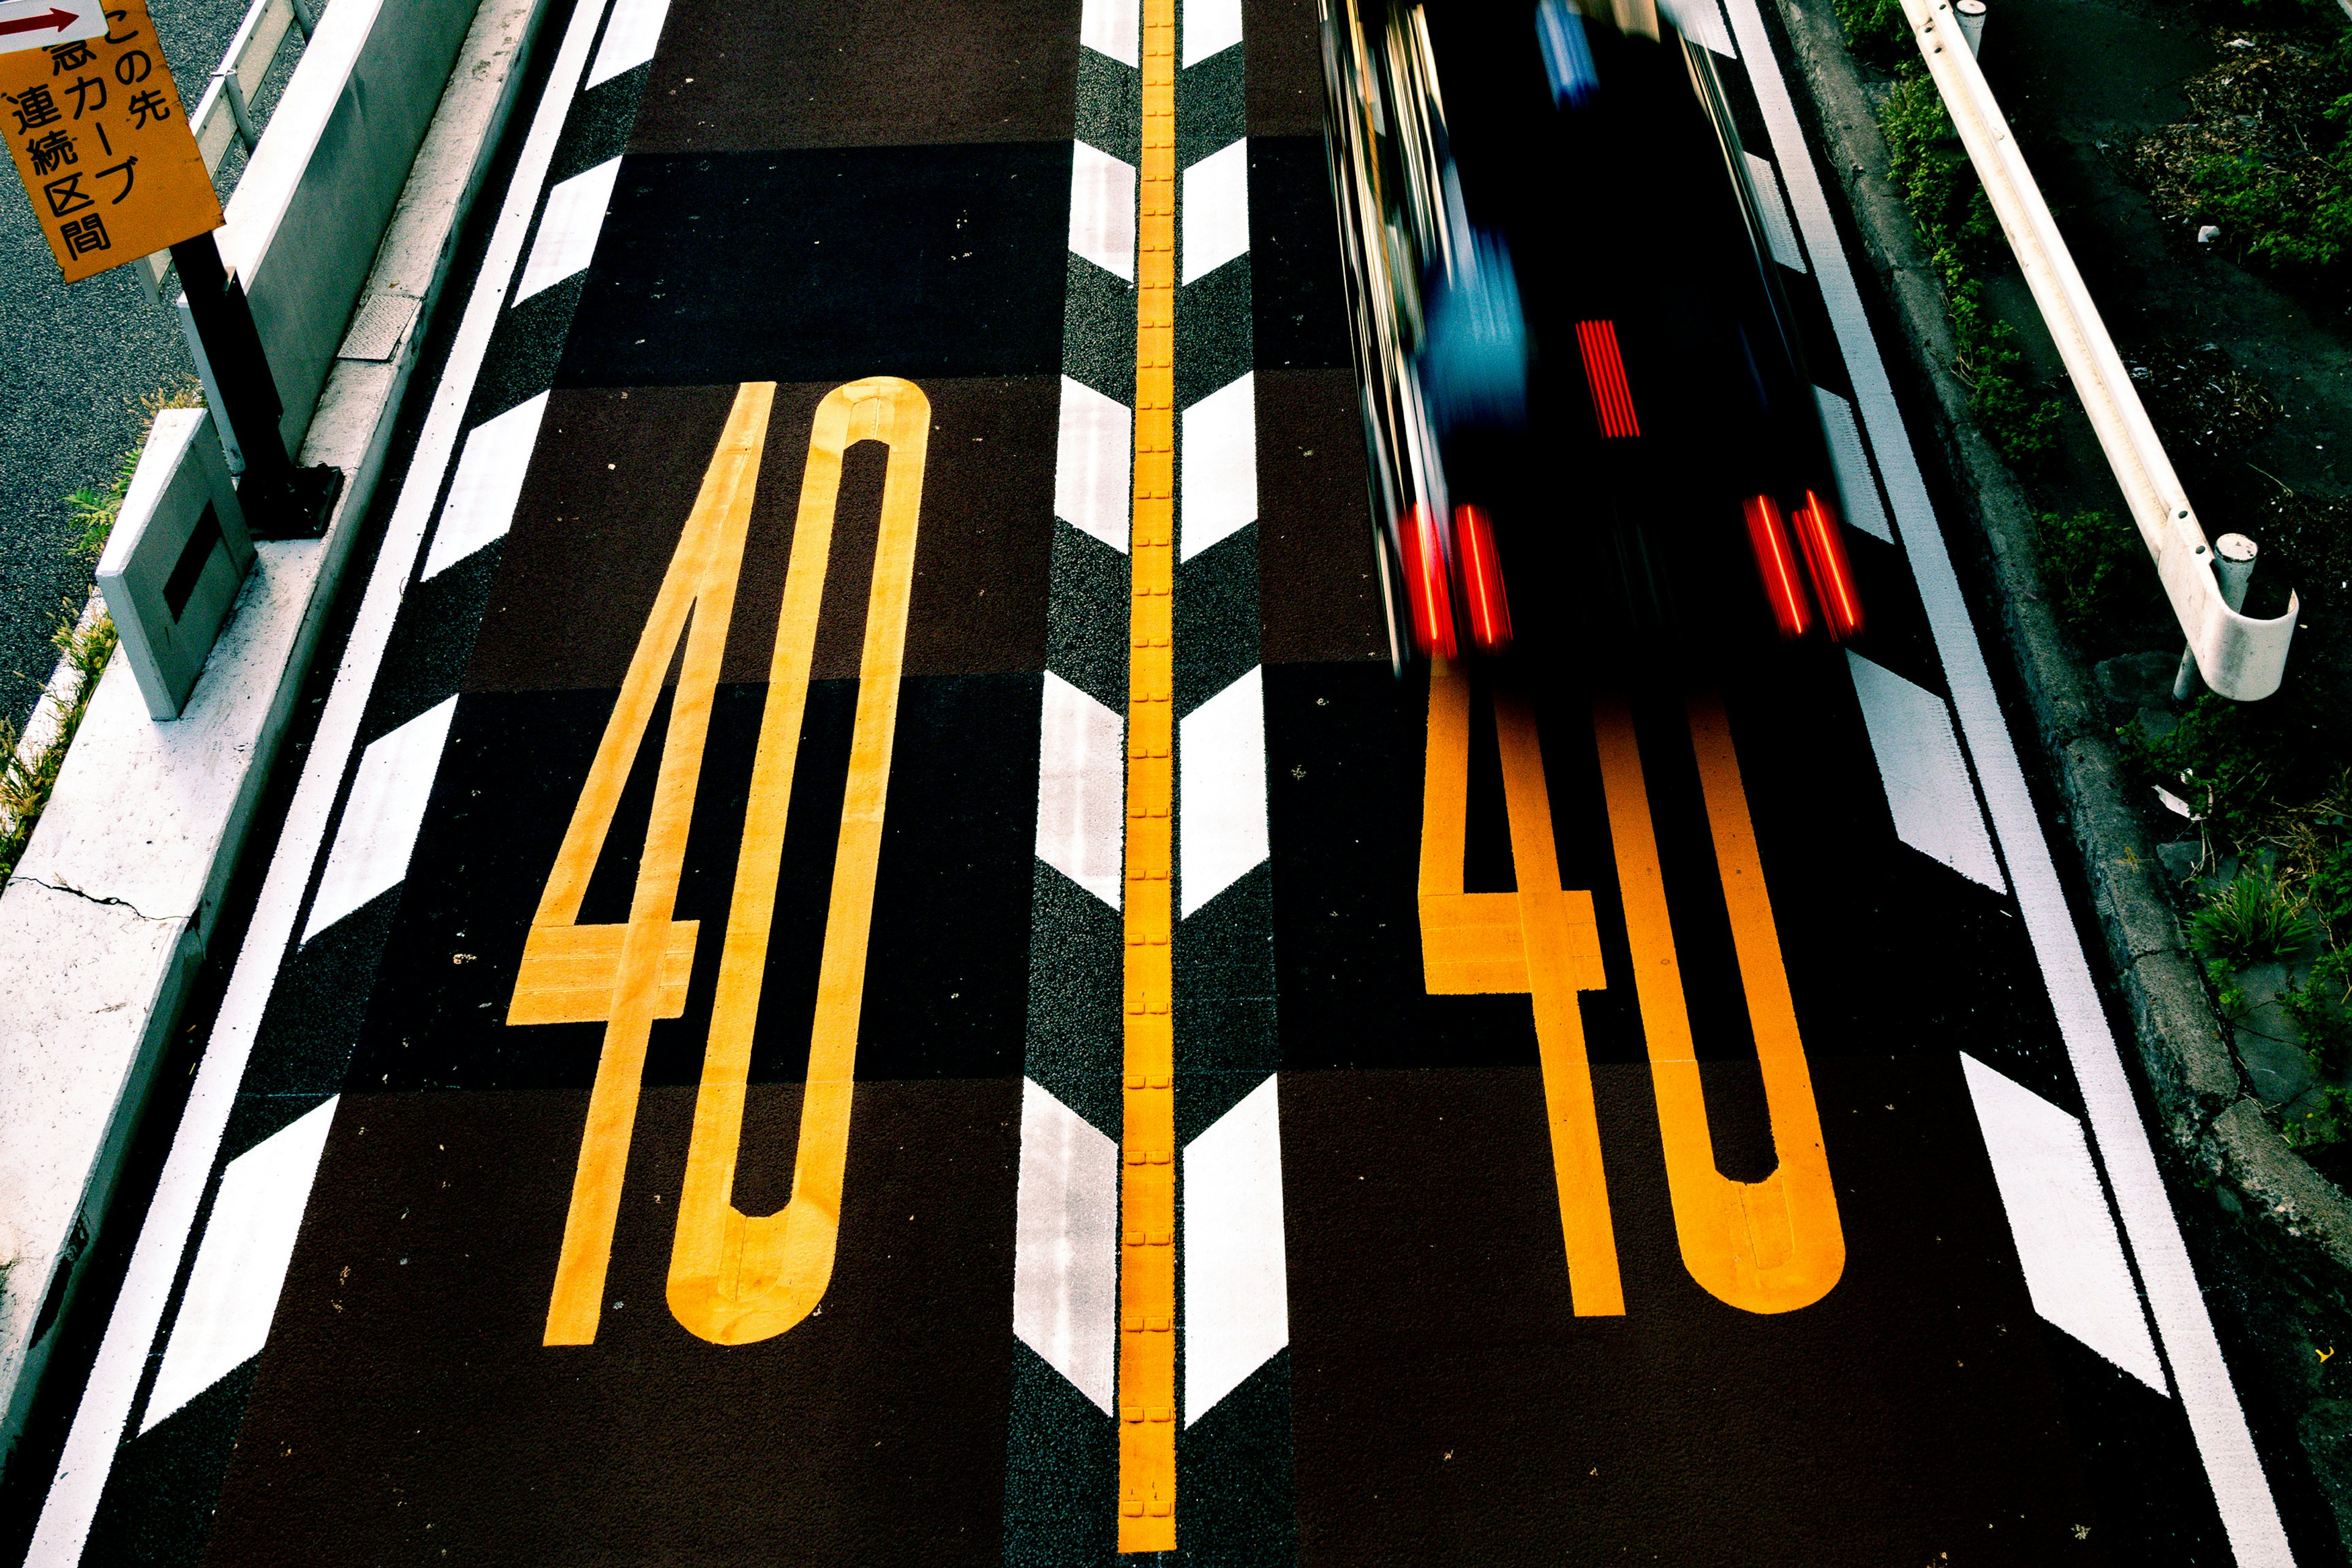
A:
[1319,0,1866,671]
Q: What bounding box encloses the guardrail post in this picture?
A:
[1954,0,1985,55]
[211,68,258,150]
[2173,533,2258,699]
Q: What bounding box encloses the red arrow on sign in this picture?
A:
[0,8,80,34]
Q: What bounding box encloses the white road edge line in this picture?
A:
[23,0,616,1555]
[1717,0,2293,1558]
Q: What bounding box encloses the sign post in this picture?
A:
[0,0,340,536]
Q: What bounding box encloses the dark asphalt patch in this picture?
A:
[1248,137,1353,375]
[1281,1059,2108,1568]
[1255,366,1385,666]
[466,379,1057,694]
[556,147,1072,389]
[631,0,1081,154]
[202,1082,1019,1567]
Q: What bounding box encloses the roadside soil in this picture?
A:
[1912,0,2352,1545]
[1976,0,2352,704]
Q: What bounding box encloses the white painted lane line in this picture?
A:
[1960,1054,2167,1393]
[1743,151,1807,274]
[1721,0,2292,1556]
[1180,369,1256,562]
[1811,384,1893,543]
[1183,1074,1287,1425]
[419,391,549,581]
[138,1098,340,1436]
[300,698,461,944]
[1844,652,2005,892]
[1054,375,1132,553]
[584,0,669,87]
[1069,140,1138,283]
[513,157,620,304]
[1038,671,1126,910]
[1180,137,1250,285]
[1182,0,1242,66]
[26,0,616,1553]
[1178,665,1267,919]
[1080,0,1137,67]
[1013,1078,1120,1415]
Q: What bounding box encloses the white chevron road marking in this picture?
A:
[140,1097,339,1434]
[1960,1054,2166,1392]
[1014,1079,1120,1414]
[1844,652,2005,892]
[1183,1075,1287,1425]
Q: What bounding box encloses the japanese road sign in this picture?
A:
[0,0,219,282]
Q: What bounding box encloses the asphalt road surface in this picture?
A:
[10,0,2325,1561]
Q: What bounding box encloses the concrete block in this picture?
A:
[2094,649,2182,715]
[2211,1097,2352,1273]
[95,410,254,720]
[0,881,195,1460]
[2063,737,2180,962]
[2128,947,2243,1117]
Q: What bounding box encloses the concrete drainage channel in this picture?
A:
[0,0,551,1488]
[1774,0,2352,1545]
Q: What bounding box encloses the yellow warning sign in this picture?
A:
[0,0,219,283]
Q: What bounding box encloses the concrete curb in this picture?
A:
[0,0,549,1474]
[1766,0,2352,1273]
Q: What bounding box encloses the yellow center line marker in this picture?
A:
[1118,0,1180,1544]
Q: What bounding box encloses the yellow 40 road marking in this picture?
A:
[511,377,930,1348]
[1419,668,1844,1316]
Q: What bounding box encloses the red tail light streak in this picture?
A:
[1455,503,1513,652]
[1575,320,1641,439]
[1742,494,1812,641]
[1401,503,1460,658]
[1792,489,1864,642]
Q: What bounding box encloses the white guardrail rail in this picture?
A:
[132,0,317,298]
[1900,0,2298,701]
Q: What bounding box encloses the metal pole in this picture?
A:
[169,230,343,539]
[1953,0,1985,55]
[2173,533,2258,699]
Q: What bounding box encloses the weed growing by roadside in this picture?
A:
[1832,0,1907,66]
[2137,32,2352,280]
[1874,72,2064,470]
[2191,868,2316,964]
[2034,509,2138,628]
[64,379,204,560]
[0,601,118,884]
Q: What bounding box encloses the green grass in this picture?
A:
[0,602,119,885]
[64,379,205,561]
[2190,868,2316,965]
[1874,73,2065,471]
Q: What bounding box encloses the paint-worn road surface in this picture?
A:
[14,0,2321,1561]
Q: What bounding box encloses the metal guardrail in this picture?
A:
[1900,0,2298,701]
[134,0,318,298]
